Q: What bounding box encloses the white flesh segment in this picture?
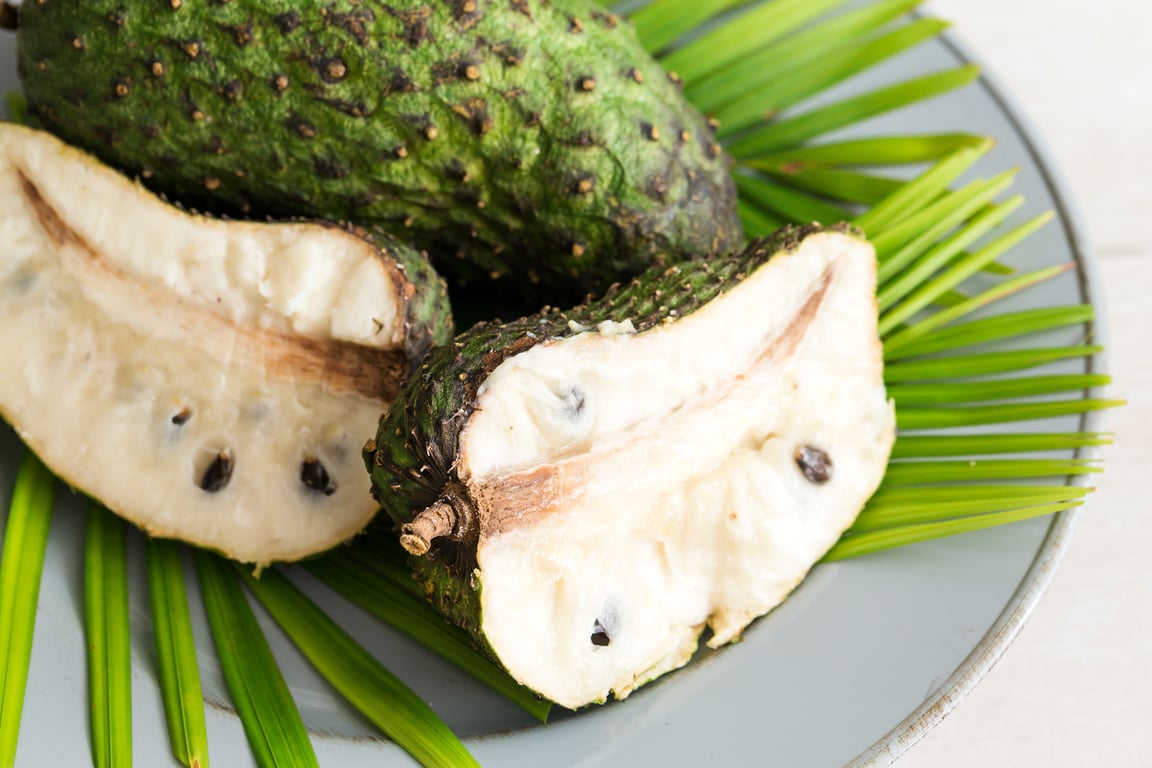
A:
[0,125,389,563]
[470,233,894,708]
[2,124,402,348]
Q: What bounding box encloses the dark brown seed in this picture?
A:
[590,619,611,647]
[199,449,234,493]
[794,445,833,484]
[301,458,337,496]
[171,408,192,426]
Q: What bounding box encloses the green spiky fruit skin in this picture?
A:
[16,0,743,305]
[363,223,857,651]
[353,224,456,365]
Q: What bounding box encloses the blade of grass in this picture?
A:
[747,133,987,169]
[854,487,1092,532]
[883,305,1096,360]
[824,500,1085,561]
[883,345,1104,382]
[687,0,926,112]
[716,18,951,133]
[880,458,1101,485]
[659,0,853,84]
[305,553,551,722]
[738,198,788,238]
[240,567,482,768]
[890,432,1112,459]
[888,373,1110,406]
[877,195,1026,314]
[880,209,1052,331]
[883,264,1075,355]
[857,141,993,235]
[85,503,132,768]
[147,540,210,768]
[764,167,905,205]
[896,398,1123,430]
[0,451,55,768]
[874,171,1017,280]
[631,0,750,53]
[727,66,982,155]
[734,172,849,224]
[196,552,318,768]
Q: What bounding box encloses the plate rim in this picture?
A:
[847,23,1111,767]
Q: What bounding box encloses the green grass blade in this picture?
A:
[880,458,1101,485]
[306,552,551,722]
[748,133,987,169]
[896,398,1123,430]
[874,172,1018,279]
[734,172,849,224]
[4,93,27,124]
[883,264,1075,355]
[877,195,1026,314]
[727,66,982,156]
[884,305,1096,360]
[738,198,789,237]
[687,0,926,112]
[631,0,750,53]
[764,167,905,205]
[240,567,481,768]
[824,500,1084,561]
[890,432,1112,459]
[854,487,1092,532]
[888,374,1111,406]
[883,345,1104,382]
[879,209,1051,331]
[659,0,852,84]
[85,504,132,768]
[196,553,318,768]
[715,18,951,133]
[856,141,992,235]
[147,540,209,768]
[0,451,55,767]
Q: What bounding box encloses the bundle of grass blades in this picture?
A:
[0,0,1119,766]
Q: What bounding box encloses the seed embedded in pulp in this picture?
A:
[794,445,833,484]
[199,449,235,492]
[301,458,337,496]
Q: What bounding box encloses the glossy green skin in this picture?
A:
[17,0,742,305]
[363,223,856,657]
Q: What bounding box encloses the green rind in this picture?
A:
[364,223,859,648]
[16,0,741,305]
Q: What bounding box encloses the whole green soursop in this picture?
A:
[14,0,742,304]
[365,225,895,708]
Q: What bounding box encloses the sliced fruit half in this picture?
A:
[0,123,453,564]
[367,224,895,708]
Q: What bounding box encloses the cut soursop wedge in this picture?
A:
[367,224,895,708]
[0,123,453,564]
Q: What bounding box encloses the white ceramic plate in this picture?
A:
[0,13,1106,768]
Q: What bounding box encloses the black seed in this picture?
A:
[591,619,611,646]
[199,449,234,493]
[794,445,833,484]
[171,408,192,425]
[301,458,337,496]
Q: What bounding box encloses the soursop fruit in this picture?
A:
[366,224,896,708]
[14,0,742,305]
[0,123,453,564]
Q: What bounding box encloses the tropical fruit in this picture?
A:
[366,224,896,708]
[15,0,742,304]
[0,123,453,564]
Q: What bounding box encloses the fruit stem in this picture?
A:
[400,502,457,556]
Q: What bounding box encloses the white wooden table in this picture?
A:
[898,1,1152,765]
